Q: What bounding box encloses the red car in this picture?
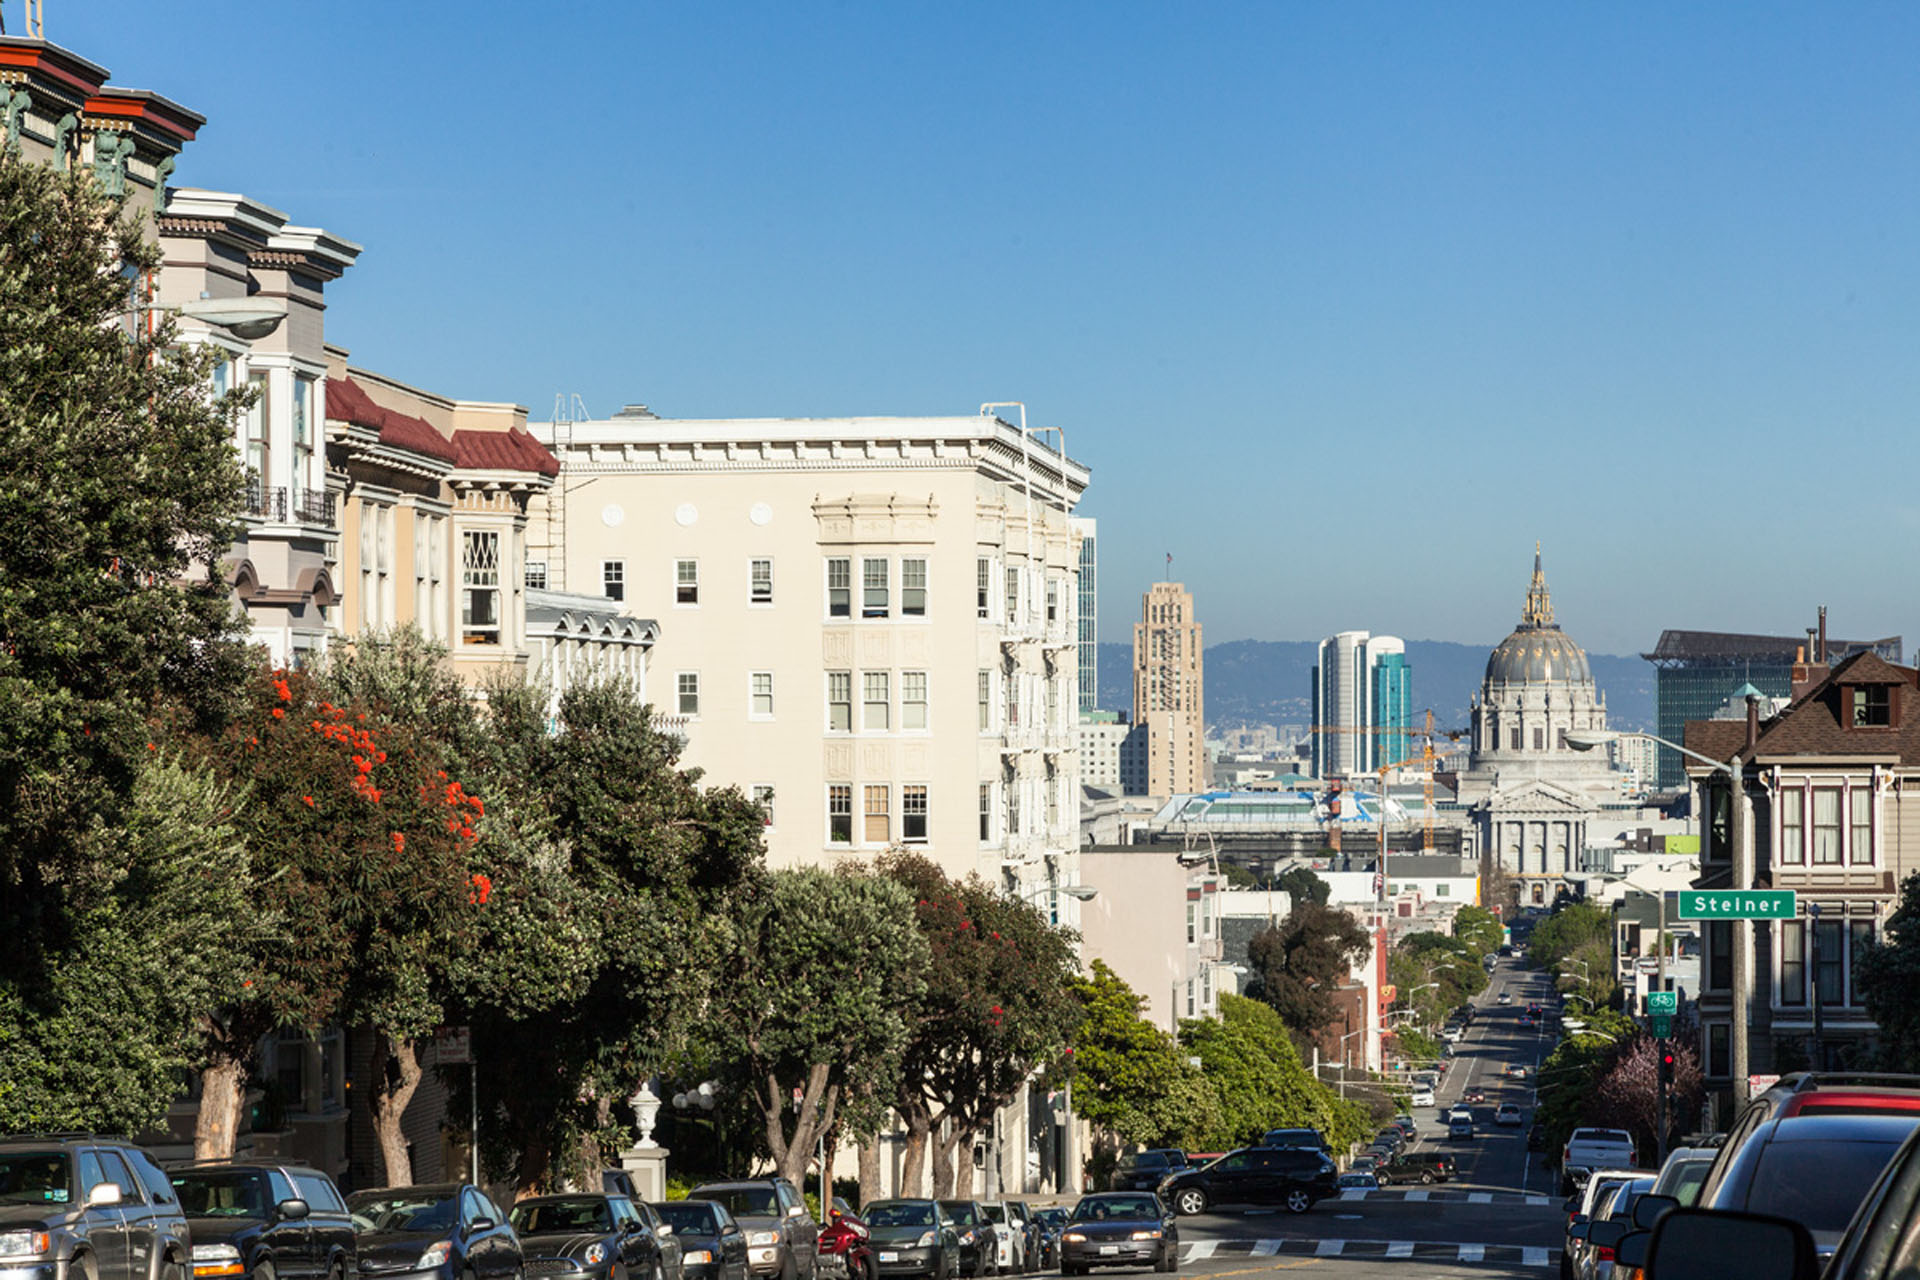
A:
[1464,1088,1487,1104]
[819,1202,875,1280]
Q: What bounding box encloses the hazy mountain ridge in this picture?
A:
[1097,639,1655,735]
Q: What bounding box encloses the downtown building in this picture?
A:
[1310,631,1412,778]
[1131,582,1206,798]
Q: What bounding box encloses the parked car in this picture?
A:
[1157,1146,1336,1215]
[976,1204,1025,1275]
[1649,1147,1719,1208]
[347,1184,522,1280]
[1338,1171,1378,1190]
[686,1180,816,1280]
[511,1194,675,1280]
[1528,1124,1547,1152]
[1377,1152,1455,1186]
[0,1136,193,1280]
[1026,1210,1067,1271]
[934,1202,995,1277]
[1464,1088,1487,1105]
[1258,1129,1330,1154]
[1560,1170,1639,1280]
[1571,1177,1653,1280]
[171,1161,354,1280]
[1110,1151,1188,1194]
[860,1201,957,1280]
[1410,1087,1436,1107]
[1694,1073,1920,1210]
[653,1201,748,1280]
[1057,1194,1174,1276]
[815,1206,873,1280]
[1496,1104,1523,1127]
[1699,1112,1920,1263]
[1561,1129,1638,1194]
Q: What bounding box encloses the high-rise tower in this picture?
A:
[1311,632,1413,777]
[1132,581,1205,796]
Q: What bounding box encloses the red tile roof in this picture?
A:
[451,427,559,478]
[325,377,458,464]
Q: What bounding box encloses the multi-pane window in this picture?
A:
[1853,686,1892,727]
[1780,789,1804,864]
[828,672,852,732]
[751,784,774,827]
[863,672,890,730]
[1008,784,1022,838]
[978,670,992,731]
[751,558,774,605]
[903,785,928,843]
[1851,922,1876,1004]
[902,672,928,730]
[977,558,991,619]
[292,374,313,491]
[1815,919,1845,1006]
[827,558,851,617]
[862,558,890,618]
[829,785,853,843]
[1007,672,1021,728]
[751,672,774,718]
[864,785,890,843]
[603,559,625,601]
[1707,1023,1730,1078]
[1779,921,1806,1006]
[1005,566,1020,623]
[675,559,699,604]
[1706,921,1732,991]
[902,558,927,616]
[461,530,500,645]
[245,371,270,491]
[1813,790,1842,864]
[525,561,548,590]
[676,672,700,717]
[1046,579,1059,623]
[1852,790,1873,863]
[1186,902,1196,944]
[979,784,992,841]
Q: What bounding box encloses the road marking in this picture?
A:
[1403,1191,1428,1202]
[1315,1239,1345,1257]
[1384,1242,1413,1259]
[1186,1241,1219,1261]
[1523,1248,1550,1268]
[1251,1240,1283,1256]
[1338,1189,1368,1201]
[1526,1195,1548,1205]
[1468,1193,1491,1203]
[1458,1244,1484,1263]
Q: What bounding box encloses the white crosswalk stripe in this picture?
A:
[1385,1241,1414,1258]
[1181,1238,1560,1267]
[1469,1192,1492,1203]
[1523,1248,1550,1267]
[1459,1244,1486,1263]
[1315,1239,1345,1256]
[1251,1240,1282,1256]
[1183,1241,1218,1262]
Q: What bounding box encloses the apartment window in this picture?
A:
[1186,902,1196,944]
[828,671,853,732]
[245,371,270,488]
[210,355,231,397]
[1509,728,1522,751]
[1853,686,1892,727]
[1779,921,1806,1006]
[1815,919,1845,1006]
[1008,785,1022,837]
[1780,789,1804,864]
[751,784,775,828]
[978,670,992,731]
[829,785,853,844]
[1851,922,1876,1004]
[751,558,774,605]
[864,784,890,844]
[1813,790,1842,864]
[750,672,774,718]
[902,558,927,617]
[675,559,699,605]
[676,672,700,717]
[1707,1023,1730,1079]
[903,785,928,843]
[525,561,548,590]
[1005,567,1019,623]
[1706,921,1732,991]
[291,374,313,489]
[1533,727,1545,751]
[1851,789,1873,863]
[863,672,890,730]
[827,558,851,617]
[1046,579,1059,623]
[460,530,500,645]
[1007,673,1020,728]
[903,672,928,730]
[1185,980,1196,1019]
[977,558,991,618]
[603,559,625,601]
[862,558,890,618]
[979,784,992,842]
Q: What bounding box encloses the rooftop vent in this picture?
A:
[613,403,658,419]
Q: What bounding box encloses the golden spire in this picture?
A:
[1523,541,1555,627]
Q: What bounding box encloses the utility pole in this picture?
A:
[1810,902,1825,1069]
[1729,701,1756,1110]
[1657,890,1669,1168]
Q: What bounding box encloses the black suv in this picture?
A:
[1110,1150,1189,1193]
[1257,1129,1330,1154]
[1376,1152,1455,1185]
[171,1162,355,1280]
[0,1135,193,1280]
[1158,1147,1336,1216]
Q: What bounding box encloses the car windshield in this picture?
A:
[0,1153,71,1206]
[511,1199,612,1235]
[698,1188,778,1219]
[1070,1197,1157,1222]
[656,1203,721,1234]
[939,1203,979,1225]
[348,1190,460,1233]
[1744,1138,1910,1234]
[173,1171,269,1217]
[866,1203,935,1228]
[980,1204,1007,1223]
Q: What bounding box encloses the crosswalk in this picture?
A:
[1333,1187,1552,1206]
[1181,1237,1560,1268]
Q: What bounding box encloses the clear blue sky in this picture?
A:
[55,3,1920,658]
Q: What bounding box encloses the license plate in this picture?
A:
[1098,1246,1119,1256]
[879,1253,898,1263]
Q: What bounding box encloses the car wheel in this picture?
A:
[780,1254,798,1280]
[254,1262,277,1280]
[1421,1171,1435,1185]
[162,1255,189,1280]
[1172,1188,1207,1217]
[1284,1189,1312,1215]
[1156,1244,1176,1275]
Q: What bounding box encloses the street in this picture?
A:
[1167,957,1564,1278]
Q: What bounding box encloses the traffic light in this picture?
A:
[1657,1045,1676,1087]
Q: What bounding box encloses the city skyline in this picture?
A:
[47,4,1920,654]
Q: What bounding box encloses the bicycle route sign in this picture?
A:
[1675,889,1796,920]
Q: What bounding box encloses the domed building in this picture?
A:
[1455,547,1619,905]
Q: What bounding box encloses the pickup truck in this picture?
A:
[1560,1127,1636,1193]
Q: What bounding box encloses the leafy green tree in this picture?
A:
[1592,1034,1702,1162]
[1533,1006,1637,1173]
[1531,901,1618,1009]
[1389,933,1487,1032]
[1451,905,1504,957]
[1275,865,1331,909]
[1178,994,1369,1153]
[1246,901,1372,1041]
[1856,873,1920,1070]
[1068,960,1216,1148]
[0,152,253,1133]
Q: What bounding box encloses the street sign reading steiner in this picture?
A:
[1676,890,1796,920]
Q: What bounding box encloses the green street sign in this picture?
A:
[1648,991,1678,1015]
[1651,1014,1673,1038]
[1676,890,1797,920]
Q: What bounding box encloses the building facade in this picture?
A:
[1077,851,1230,1030]
[1310,631,1412,777]
[525,404,1090,906]
[1072,516,1098,717]
[1132,582,1206,798]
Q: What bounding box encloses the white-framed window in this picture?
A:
[979,783,993,843]
[827,557,851,617]
[750,671,774,719]
[751,784,775,829]
[864,784,890,844]
[863,672,890,731]
[675,558,699,605]
[1007,671,1021,728]
[1779,920,1806,1006]
[676,672,700,717]
[828,671,852,732]
[829,785,853,844]
[1813,790,1842,865]
[1851,789,1873,864]
[603,559,625,601]
[1046,578,1059,623]
[1780,788,1805,865]
[903,785,928,843]
[460,529,500,645]
[1186,901,1196,944]
[1005,566,1020,624]
[751,558,774,605]
[291,373,314,497]
[903,558,927,617]
[862,558,890,618]
[245,370,270,493]
[977,557,991,619]
[903,671,928,730]
[978,670,992,731]
[1008,783,1022,837]
[525,560,548,590]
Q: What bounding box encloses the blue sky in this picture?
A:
[56,3,1920,657]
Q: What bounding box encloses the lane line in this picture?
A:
[1459,1244,1485,1263]
[1314,1239,1345,1257]
[1384,1242,1414,1259]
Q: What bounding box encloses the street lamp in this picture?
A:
[1569,713,1757,1106]
[1017,883,1098,904]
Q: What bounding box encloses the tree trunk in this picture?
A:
[931,1121,960,1198]
[369,1032,424,1186]
[900,1104,931,1198]
[767,1063,842,1188]
[515,1131,554,1200]
[195,1052,248,1159]
[857,1137,881,1207]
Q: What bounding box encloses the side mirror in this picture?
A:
[1568,1223,1590,1243]
[1563,1196,1580,1214]
[1616,1231,1650,1270]
[1588,1221,1629,1252]
[1633,1195,1679,1230]
[278,1199,311,1221]
[656,1225,673,1239]
[87,1184,123,1208]
[469,1216,497,1233]
[1644,1209,1819,1280]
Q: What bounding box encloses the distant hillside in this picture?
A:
[1097,639,1653,735]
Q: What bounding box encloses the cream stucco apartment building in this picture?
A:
[527,403,1090,905]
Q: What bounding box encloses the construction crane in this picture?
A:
[1372,710,1467,856]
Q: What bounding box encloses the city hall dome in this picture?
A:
[1467,545,1608,771]
[1484,546,1594,688]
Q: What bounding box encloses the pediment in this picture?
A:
[1480,778,1599,814]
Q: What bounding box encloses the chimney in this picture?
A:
[1746,693,1761,753]
[1819,606,1829,664]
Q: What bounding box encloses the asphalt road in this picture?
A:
[1150,956,1568,1280]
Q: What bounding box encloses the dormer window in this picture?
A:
[1851,685,1892,727]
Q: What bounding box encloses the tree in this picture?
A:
[707,867,928,1186]
[1275,865,1331,910]
[1178,994,1369,1153]
[1451,905,1504,957]
[1533,1007,1637,1166]
[1068,961,1216,1149]
[1592,1034,1702,1161]
[1245,902,1372,1040]
[1856,873,1920,1069]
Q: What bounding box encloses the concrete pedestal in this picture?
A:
[619,1144,670,1201]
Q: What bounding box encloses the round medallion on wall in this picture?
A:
[675,503,699,527]
[749,502,773,526]
[601,504,625,528]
